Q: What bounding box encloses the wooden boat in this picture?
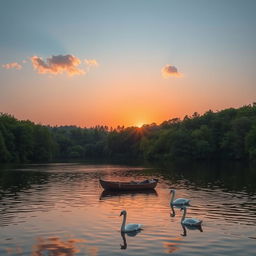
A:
[99,178,158,191]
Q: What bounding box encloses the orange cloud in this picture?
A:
[31,55,85,76]
[85,59,99,66]
[2,62,22,70]
[161,64,182,78]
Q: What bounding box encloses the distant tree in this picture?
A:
[14,122,34,162]
[191,125,213,159]
[2,104,256,163]
[245,125,256,160]
[165,129,194,160]
[32,125,55,162]
[0,130,11,162]
[68,145,84,159]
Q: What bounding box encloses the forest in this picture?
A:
[1,103,256,163]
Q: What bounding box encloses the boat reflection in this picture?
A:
[180,223,203,237]
[99,189,158,200]
[120,230,141,250]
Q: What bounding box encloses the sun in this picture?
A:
[136,122,144,128]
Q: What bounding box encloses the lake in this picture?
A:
[0,162,256,255]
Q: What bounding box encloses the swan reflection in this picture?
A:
[120,230,141,250]
[120,232,127,249]
[170,204,189,217]
[181,223,203,237]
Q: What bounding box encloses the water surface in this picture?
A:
[0,162,255,255]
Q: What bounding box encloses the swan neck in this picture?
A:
[121,214,127,232]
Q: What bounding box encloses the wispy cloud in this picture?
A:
[161,64,182,78]
[31,54,85,76]
[2,62,22,70]
[84,59,99,67]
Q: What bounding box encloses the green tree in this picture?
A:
[0,130,11,162]
[245,125,256,160]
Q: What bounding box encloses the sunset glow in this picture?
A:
[136,123,144,128]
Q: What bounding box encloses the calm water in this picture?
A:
[0,162,256,255]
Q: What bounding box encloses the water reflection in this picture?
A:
[120,232,127,250]
[170,204,189,217]
[99,189,158,200]
[31,237,86,256]
[152,161,256,193]
[120,230,141,250]
[180,223,203,237]
[5,247,23,255]
[0,163,256,256]
[163,237,182,254]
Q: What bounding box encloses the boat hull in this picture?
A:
[99,179,158,191]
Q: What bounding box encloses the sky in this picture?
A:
[1,0,256,128]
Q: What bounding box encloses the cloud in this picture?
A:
[31,54,85,76]
[84,59,99,66]
[2,62,22,70]
[161,64,182,78]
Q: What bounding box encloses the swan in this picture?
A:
[170,189,190,206]
[120,210,142,232]
[181,206,202,226]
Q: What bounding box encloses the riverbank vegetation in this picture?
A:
[1,103,256,163]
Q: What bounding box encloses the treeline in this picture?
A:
[1,103,256,163]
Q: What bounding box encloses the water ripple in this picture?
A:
[0,163,256,256]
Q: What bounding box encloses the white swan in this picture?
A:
[181,206,202,226]
[170,189,190,206]
[120,210,142,232]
